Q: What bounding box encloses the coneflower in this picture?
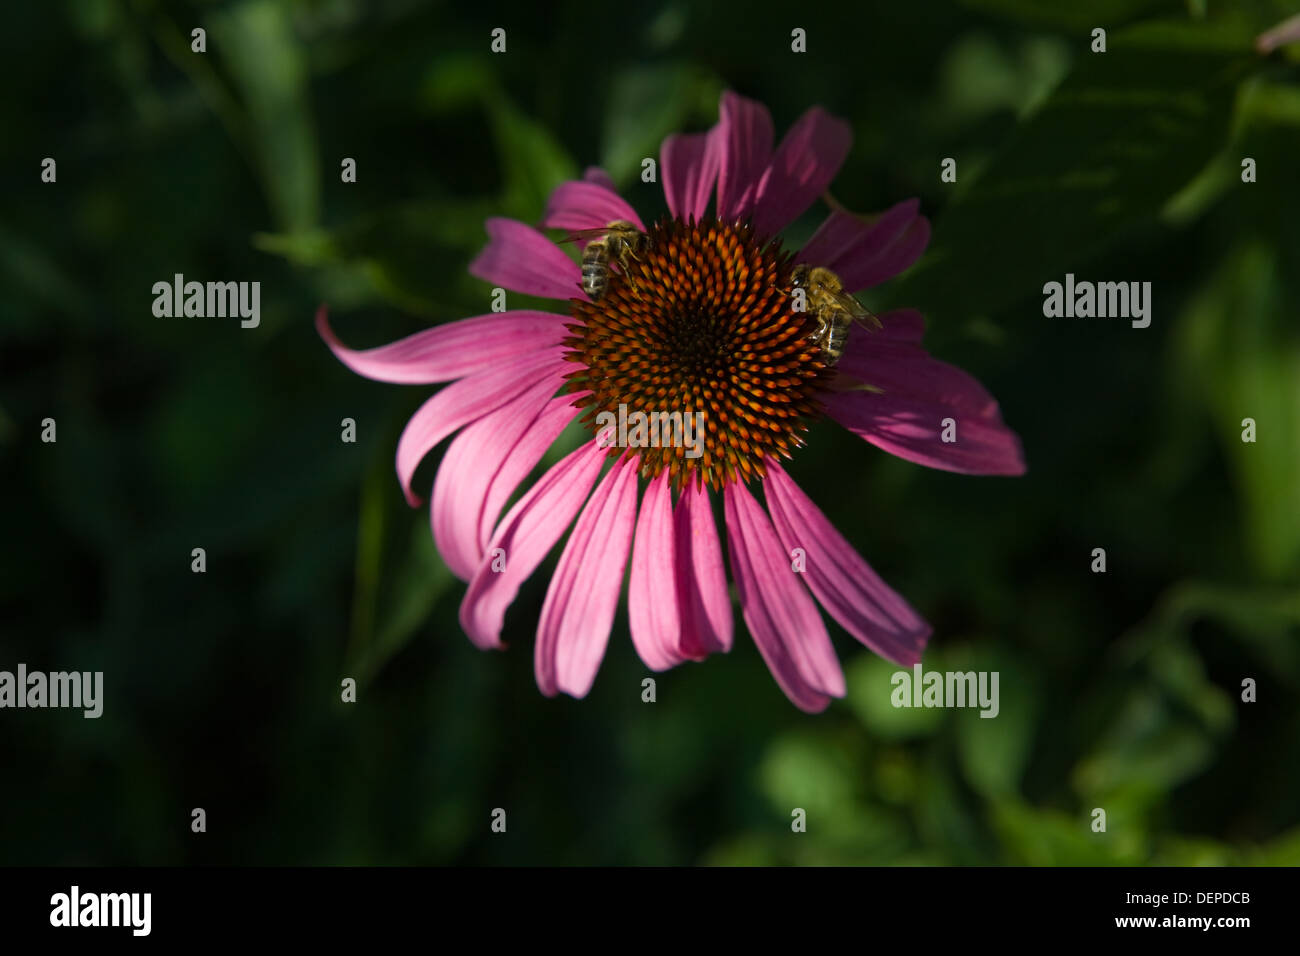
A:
[318,91,1025,712]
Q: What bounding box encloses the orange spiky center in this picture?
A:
[562,218,832,491]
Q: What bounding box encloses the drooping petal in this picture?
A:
[797,200,930,292]
[535,457,639,698]
[539,181,645,233]
[627,472,686,671]
[715,92,774,223]
[661,129,721,222]
[476,393,586,555]
[840,217,930,291]
[798,199,917,269]
[468,217,585,300]
[431,371,570,581]
[396,347,566,506]
[763,461,930,666]
[673,480,732,659]
[459,440,607,650]
[751,107,852,238]
[315,306,566,385]
[825,329,1026,475]
[723,481,845,712]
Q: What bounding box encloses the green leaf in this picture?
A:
[600,64,721,188]
[846,654,945,739]
[991,798,1141,864]
[1246,825,1300,865]
[255,197,500,316]
[1161,583,1300,684]
[759,732,857,825]
[344,442,456,686]
[211,0,320,232]
[1174,242,1300,580]
[954,647,1039,798]
[1073,631,1232,806]
[485,96,578,220]
[891,21,1255,319]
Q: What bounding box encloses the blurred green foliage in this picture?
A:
[1,0,1298,865]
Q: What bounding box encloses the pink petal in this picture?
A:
[1256,13,1300,54]
[673,481,732,658]
[843,217,930,291]
[468,217,585,301]
[763,461,930,666]
[751,107,852,238]
[797,200,931,292]
[535,457,639,698]
[825,332,1026,475]
[799,200,917,268]
[396,348,566,507]
[459,440,607,650]
[431,373,571,581]
[723,482,845,712]
[627,472,686,671]
[315,306,566,385]
[476,393,586,555]
[583,166,617,191]
[715,92,774,223]
[661,129,722,222]
[539,181,645,233]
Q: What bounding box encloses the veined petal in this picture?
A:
[396,347,566,507]
[661,129,721,222]
[840,217,930,291]
[468,217,585,300]
[798,200,917,268]
[724,481,845,711]
[431,372,570,581]
[535,457,639,698]
[316,306,566,385]
[459,440,607,650]
[540,181,645,233]
[628,472,686,672]
[797,200,930,292]
[828,396,1026,475]
[476,393,586,555]
[673,481,732,658]
[764,461,930,666]
[830,315,1025,475]
[825,358,1026,476]
[751,107,852,238]
[715,92,774,222]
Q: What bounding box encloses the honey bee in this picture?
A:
[789,264,882,366]
[559,220,650,301]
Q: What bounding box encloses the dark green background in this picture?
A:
[2,0,1298,865]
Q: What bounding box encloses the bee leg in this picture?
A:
[811,314,830,348]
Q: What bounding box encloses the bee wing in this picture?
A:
[824,288,883,330]
[556,227,613,244]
